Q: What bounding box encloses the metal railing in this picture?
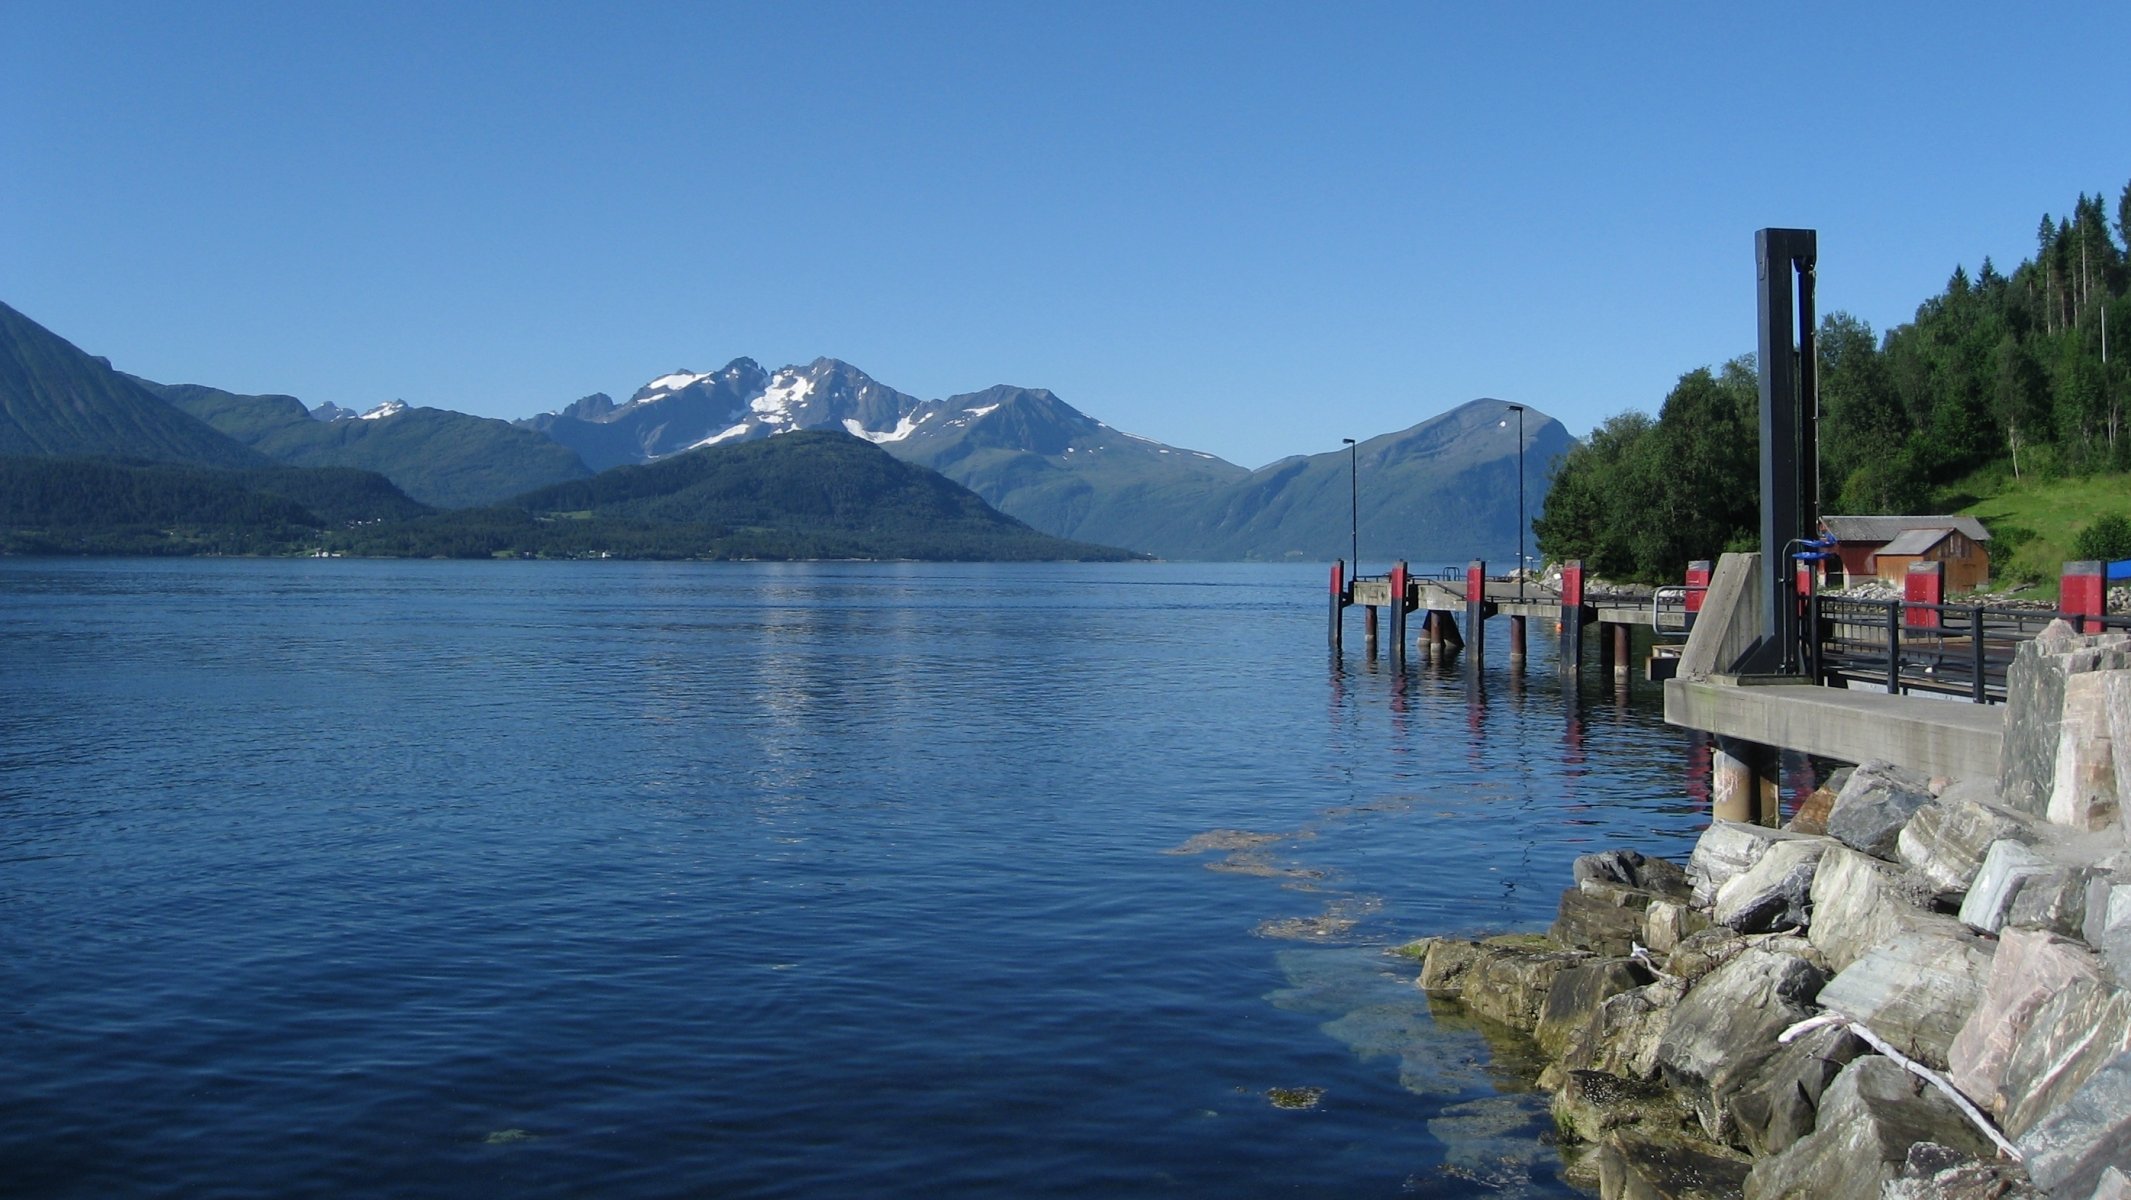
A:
[1811,595,2130,703]
[1651,585,1699,636]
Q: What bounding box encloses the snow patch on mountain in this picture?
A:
[963,403,1001,419]
[844,412,928,444]
[643,370,714,394]
[360,400,406,421]
[751,373,814,424]
[685,423,751,451]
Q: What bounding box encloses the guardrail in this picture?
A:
[1811,595,2131,704]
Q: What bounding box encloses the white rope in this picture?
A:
[1778,1012,2021,1162]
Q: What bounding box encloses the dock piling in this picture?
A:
[1559,560,1586,678]
[1328,560,1346,651]
[1388,562,1410,666]
[1466,560,1487,667]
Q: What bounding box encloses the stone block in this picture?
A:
[1641,898,1708,956]
[1808,844,1958,973]
[1997,977,2131,1137]
[2016,1049,2131,1199]
[1552,881,1657,957]
[1815,925,1995,1070]
[2093,1166,2131,1200]
[2006,864,2104,937]
[1784,784,1836,836]
[1881,1143,2043,1199]
[1688,821,1818,908]
[1557,975,1688,1083]
[1897,789,2041,900]
[2050,670,2121,830]
[2110,672,2131,821]
[1596,1128,1752,1200]
[1655,945,1828,1144]
[1712,837,1827,932]
[1572,848,1692,899]
[1825,759,1936,860]
[2001,623,2131,816]
[1946,928,2104,1111]
[1460,945,1595,1032]
[1417,938,1491,993]
[1742,1055,1993,1200]
[1535,957,1655,1058]
[1550,1068,1683,1146]
[1726,1022,1868,1157]
[1958,839,2054,933]
[1663,926,1747,984]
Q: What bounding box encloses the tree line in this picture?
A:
[1536,178,2131,582]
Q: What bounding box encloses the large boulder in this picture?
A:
[1946,928,2105,1112]
[1552,880,1661,957]
[1655,944,1828,1144]
[2000,623,2131,816]
[1825,759,1936,860]
[1595,1127,1753,1200]
[1880,1143,2043,1200]
[1550,1068,1685,1146]
[1742,1055,1993,1200]
[2005,863,2105,937]
[1996,977,2131,1138]
[1418,937,1594,1032]
[1712,837,1828,933]
[1664,926,1750,984]
[1688,822,1818,908]
[2110,672,2131,817]
[1807,844,1956,972]
[1897,787,2041,900]
[2016,1048,2131,1199]
[1554,975,1690,1084]
[1725,1021,1869,1157]
[1958,839,2055,934]
[2087,880,2131,989]
[1573,848,1692,899]
[2050,670,2121,830]
[1534,957,1656,1058]
[1641,898,1709,956]
[1814,925,1995,1070]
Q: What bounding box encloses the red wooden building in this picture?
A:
[1819,515,1993,591]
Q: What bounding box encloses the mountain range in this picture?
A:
[514,356,1571,562]
[1,298,1570,562]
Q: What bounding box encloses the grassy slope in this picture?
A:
[1950,469,2131,597]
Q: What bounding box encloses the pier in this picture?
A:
[1329,558,1668,684]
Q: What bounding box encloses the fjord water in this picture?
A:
[0,559,1709,1198]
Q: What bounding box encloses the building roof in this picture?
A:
[1822,515,1991,543]
[1877,527,1958,556]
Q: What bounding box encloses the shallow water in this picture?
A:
[0,559,1712,1197]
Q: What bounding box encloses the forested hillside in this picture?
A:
[1537,179,2131,583]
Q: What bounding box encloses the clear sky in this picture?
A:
[5,2,2127,469]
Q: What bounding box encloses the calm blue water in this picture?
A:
[0,559,1711,1198]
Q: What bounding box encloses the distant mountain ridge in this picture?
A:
[0,301,263,469]
[134,379,592,510]
[519,357,1570,561]
[0,295,1571,561]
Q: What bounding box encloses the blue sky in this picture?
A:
[6,2,2128,469]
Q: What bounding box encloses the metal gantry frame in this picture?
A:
[1739,227,1820,676]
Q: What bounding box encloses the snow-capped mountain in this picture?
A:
[311,399,407,422]
[516,357,1567,559]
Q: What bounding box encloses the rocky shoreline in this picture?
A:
[1397,621,2131,1199]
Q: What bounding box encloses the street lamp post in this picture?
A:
[1342,437,1358,574]
[1506,404,1525,598]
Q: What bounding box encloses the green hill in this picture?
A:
[0,302,263,468]
[140,380,593,509]
[0,457,431,555]
[1953,468,2131,595]
[474,428,1137,561]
